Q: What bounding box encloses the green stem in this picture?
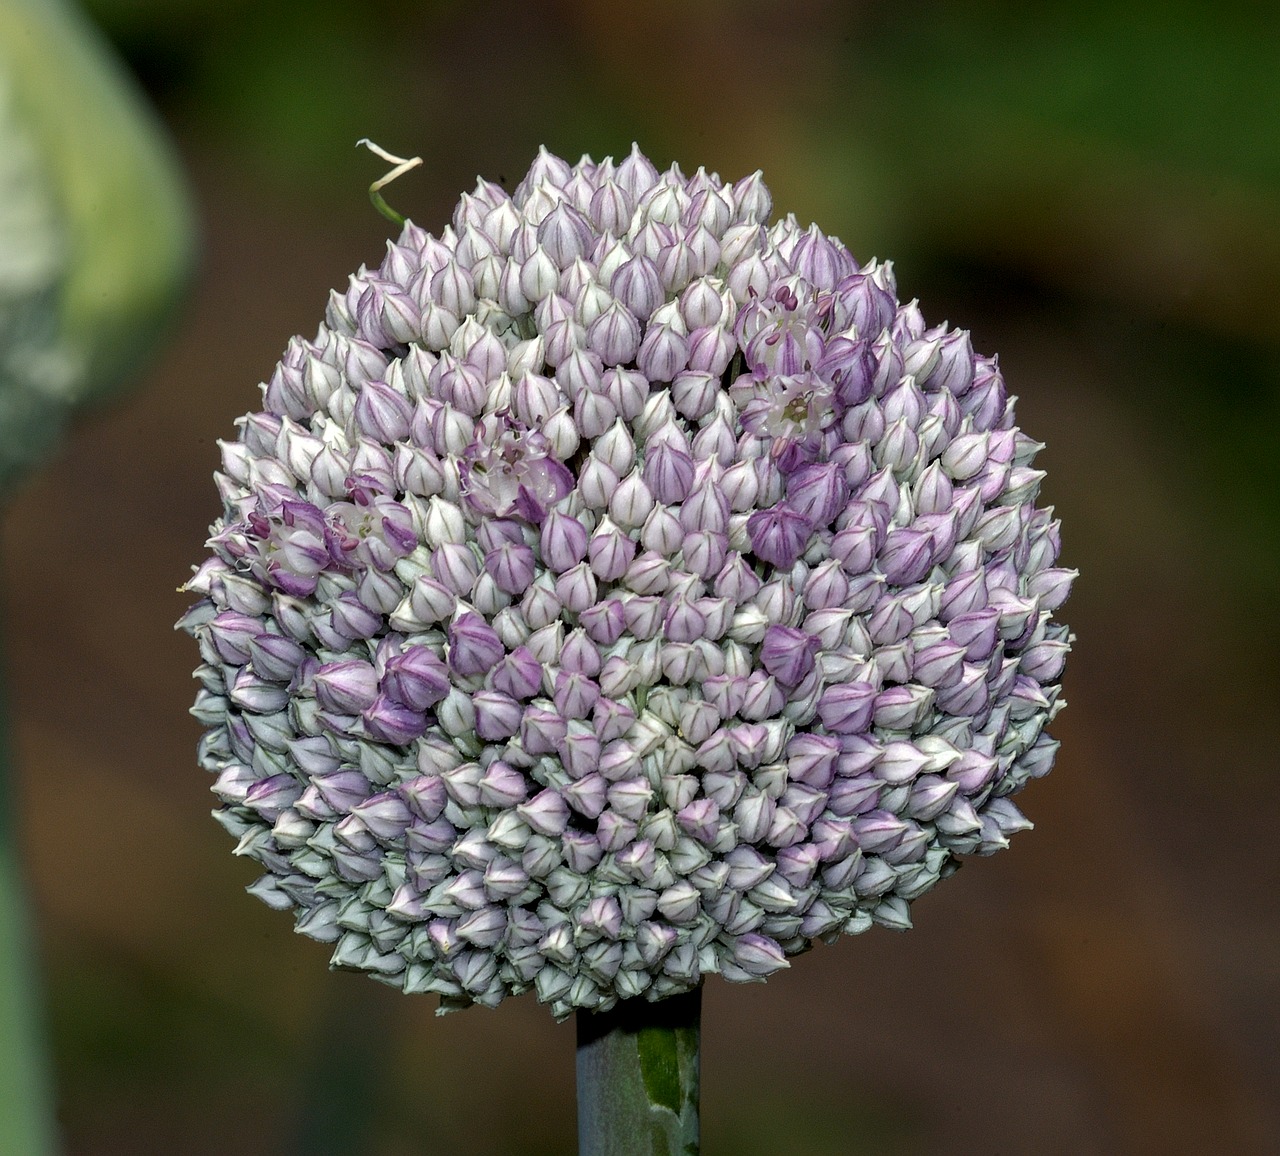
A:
[0,628,57,1155]
[576,987,700,1156]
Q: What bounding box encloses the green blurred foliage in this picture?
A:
[0,0,195,489]
[1,1,196,1150]
[868,1,1280,184]
[710,1088,919,1155]
[82,0,424,177]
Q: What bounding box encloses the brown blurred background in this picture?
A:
[5,0,1278,1152]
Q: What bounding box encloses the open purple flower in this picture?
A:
[458,413,574,522]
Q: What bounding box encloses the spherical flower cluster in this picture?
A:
[180,146,1074,1018]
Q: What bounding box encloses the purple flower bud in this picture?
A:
[676,798,720,845]
[466,762,523,813]
[595,656,636,700]
[611,254,664,319]
[595,810,638,854]
[243,774,303,822]
[473,690,524,740]
[670,370,718,421]
[603,777,651,824]
[816,682,877,734]
[588,179,633,234]
[1018,642,1070,686]
[580,895,624,941]
[739,672,786,721]
[747,505,812,570]
[725,166,770,221]
[792,224,851,290]
[873,684,934,731]
[934,663,990,718]
[560,829,604,876]
[615,595,658,642]
[876,741,932,785]
[327,591,381,642]
[552,631,598,680]
[513,373,560,426]
[678,537,725,587]
[623,551,670,596]
[517,788,571,837]
[554,562,599,613]
[834,269,895,339]
[760,625,820,688]
[586,301,642,365]
[730,933,788,978]
[557,345,602,398]
[583,697,629,746]
[912,641,966,688]
[878,528,935,586]
[519,243,561,302]
[537,201,593,267]
[381,647,450,711]
[903,775,957,822]
[362,695,429,744]
[551,669,599,719]
[851,809,908,855]
[400,773,447,823]
[642,441,695,504]
[940,430,988,481]
[206,611,262,665]
[692,415,737,471]
[448,612,505,677]
[309,769,372,815]
[785,733,840,789]
[434,358,488,418]
[484,540,537,595]
[353,380,414,443]
[539,510,588,573]
[561,772,608,820]
[490,646,543,701]
[657,596,702,645]
[922,328,974,396]
[314,661,379,714]
[785,462,848,529]
[687,325,736,376]
[559,724,603,779]
[636,323,689,382]
[401,576,456,628]
[1026,567,1076,612]
[521,706,568,757]
[660,642,700,686]
[948,608,1001,661]
[595,367,644,423]
[579,599,626,646]
[431,542,480,597]
[610,472,655,528]
[634,507,677,558]
[574,390,619,441]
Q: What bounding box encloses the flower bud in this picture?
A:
[314,661,378,714]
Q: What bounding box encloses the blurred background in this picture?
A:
[4,0,1278,1151]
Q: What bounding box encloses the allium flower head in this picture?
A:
[180,145,1074,1018]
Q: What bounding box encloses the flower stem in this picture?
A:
[0,633,57,1155]
[576,987,700,1156]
